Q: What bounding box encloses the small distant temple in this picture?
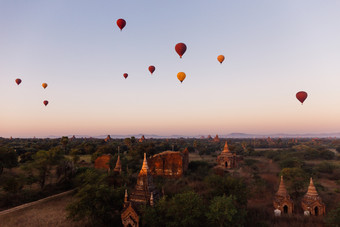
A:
[301,178,326,216]
[113,155,122,174]
[213,134,220,142]
[121,153,159,227]
[94,154,111,171]
[207,135,212,140]
[147,149,189,178]
[104,135,112,142]
[273,176,294,216]
[217,142,238,169]
[139,135,146,143]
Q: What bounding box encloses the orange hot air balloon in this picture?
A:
[175,43,187,58]
[296,91,308,104]
[177,72,186,83]
[217,55,225,64]
[43,100,49,106]
[15,78,22,85]
[148,66,155,74]
[123,73,128,79]
[116,19,126,31]
[42,83,48,89]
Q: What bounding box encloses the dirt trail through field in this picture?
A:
[0,191,82,227]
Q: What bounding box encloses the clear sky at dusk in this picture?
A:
[1,1,340,138]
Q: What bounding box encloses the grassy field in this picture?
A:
[189,153,217,164]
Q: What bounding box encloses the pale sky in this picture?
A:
[1,0,340,138]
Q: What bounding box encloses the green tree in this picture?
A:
[67,169,124,226]
[0,148,18,175]
[324,205,340,227]
[206,195,246,227]
[166,191,205,227]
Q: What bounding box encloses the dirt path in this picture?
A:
[0,191,83,227]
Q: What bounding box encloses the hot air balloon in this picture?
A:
[217,55,225,64]
[116,19,126,31]
[177,72,186,83]
[15,78,22,85]
[148,66,155,74]
[43,100,49,106]
[123,73,128,79]
[42,83,48,89]
[296,91,308,104]
[175,43,187,58]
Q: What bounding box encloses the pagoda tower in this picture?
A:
[273,176,294,215]
[301,178,326,216]
[121,153,159,227]
[217,141,237,169]
[113,155,122,174]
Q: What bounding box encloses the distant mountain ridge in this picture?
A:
[36,132,340,139]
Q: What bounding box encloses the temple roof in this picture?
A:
[305,177,319,197]
[276,176,288,196]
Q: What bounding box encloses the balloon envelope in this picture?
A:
[15,78,21,85]
[123,73,128,79]
[217,55,225,64]
[116,19,126,31]
[296,91,308,104]
[148,66,155,74]
[175,43,187,58]
[42,83,48,89]
[43,100,49,106]
[177,72,186,83]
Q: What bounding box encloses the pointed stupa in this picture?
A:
[139,153,150,175]
[305,178,318,197]
[150,192,154,206]
[114,155,122,173]
[222,141,230,153]
[276,176,288,196]
[124,189,128,203]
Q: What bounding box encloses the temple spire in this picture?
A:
[114,154,122,173]
[276,175,288,196]
[139,153,149,175]
[222,141,230,153]
[124,189,128,203]
[306,177,318,197]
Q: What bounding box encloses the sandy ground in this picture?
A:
[0,194,84,227]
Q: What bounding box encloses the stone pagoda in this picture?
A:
[113,155,122,174]
[301,178,326,216]
[121,153,159,227]
[273,176,294,216]
[217,141,237,169]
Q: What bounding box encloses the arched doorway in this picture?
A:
[283,205,288,214]
[225,162,228,168]
[314,206,319,216]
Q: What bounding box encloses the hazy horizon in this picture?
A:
[2,1,340,138]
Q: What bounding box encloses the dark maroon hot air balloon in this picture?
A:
[296,91,308,104]
[15,78,22,85]
[175,43,187,58]
[123,73,128,79]
[43,100,49,106]
[148,66,155,74]
[116,19,126,31]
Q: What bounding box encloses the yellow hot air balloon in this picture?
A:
[177,72,186,83]
[42,83,48,89]
[217,55,225,64]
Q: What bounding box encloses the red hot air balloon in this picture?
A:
[15,78,22,85]
[175,43,187,58]
[123,73,128,79]
[43,100,49,106]
[116,19,126,31]
[148,66,155,74]
[296,91,308,104]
